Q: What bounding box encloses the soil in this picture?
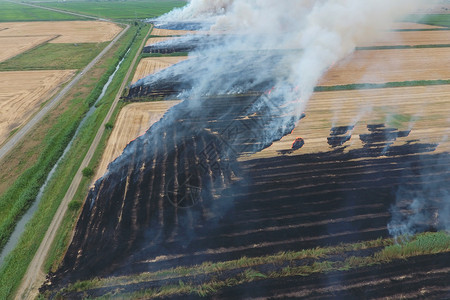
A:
[0,70,76,144]
[0,21,122,43]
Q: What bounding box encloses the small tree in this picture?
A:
[82,167,94,177]
[68,200,82,211]
[105,122,114,130]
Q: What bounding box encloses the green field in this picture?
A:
[407,14,450,28]
[0,1,83,21]
[38,0,186,20]
[0,42,108,70]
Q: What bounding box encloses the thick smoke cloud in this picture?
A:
[156,0,423,106]
[144,0,438,239]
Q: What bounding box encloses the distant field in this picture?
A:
[0,1,83,21]
[0,42,107,70]
[361,30,450,47]
[319,48,450,86]
[38,0,187,19]
[0,20,121,70]
[407,14,450,28]
[0,21,122,43]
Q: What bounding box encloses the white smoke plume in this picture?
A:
[140,0,438,236]
[158,0,234,21]
[156,0,424,107]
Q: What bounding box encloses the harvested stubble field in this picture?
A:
[0,21,122,43]
[362,29,450,47]
[132,56,188,83]
[0,70,76,144]
[145,36,179,47]
[151,28,196,37]
[248,84,450,160]
[0,35,56,63]
[95,100,181,179]
[319,47,450,86]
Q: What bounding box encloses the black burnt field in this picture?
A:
[43,89,450,298]
[42,25,450,299]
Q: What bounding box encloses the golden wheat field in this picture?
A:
[320,47,450,86]
[132,56,189,83]
[0,21,122,43]
[0,70,76,144]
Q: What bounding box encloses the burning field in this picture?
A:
[95,101,181,179]
[131,57,189,84]
[42,0,450,299]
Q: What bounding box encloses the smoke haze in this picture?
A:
[153,0,449,240]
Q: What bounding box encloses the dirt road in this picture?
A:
[14,25,152,300]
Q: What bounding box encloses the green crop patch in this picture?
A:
[0,1,83,22]
[405,14,450,28]
[0,42,107,71]
[38,0,187,20]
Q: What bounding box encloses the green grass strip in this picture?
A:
[72,231,450,299]
[403,14,450,29]
[0,1,84,22]
[0,23,147,300]
[315,79,450,92]
[0,42,108,71]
